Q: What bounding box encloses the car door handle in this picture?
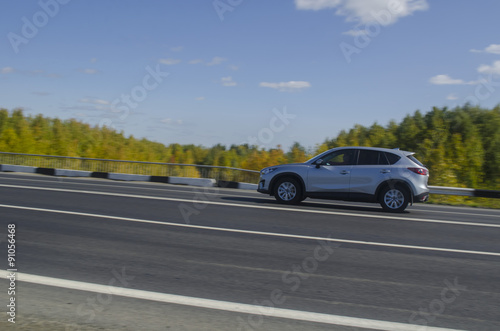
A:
[340,170,350,175]
[380,169,391,174]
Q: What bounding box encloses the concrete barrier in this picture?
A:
[168,177,216,187]
[0,164,37,173]
[55,169,92,177]
[36,168,56,176]
[91,172,109,179]
[150,176,170,183]
[217,180,257,190]
[237,182,258,190]
[108,173,151,181]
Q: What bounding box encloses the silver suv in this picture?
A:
[257,146,429,212]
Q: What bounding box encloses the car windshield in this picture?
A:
[306,153,324,163]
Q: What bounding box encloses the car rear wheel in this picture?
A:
[380,185,410,212]
[274,177,303,205]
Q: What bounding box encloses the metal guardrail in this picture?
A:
[429,186,475,196]
[0,152,499,198]
[428,186,500,199]
[0,152,260,183]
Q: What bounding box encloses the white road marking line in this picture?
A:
[1,183,499,228]
[407,207,500,218]
[0,272,463,331]
[1,203,500,257]
[0,173,260,198]
[307,200,500,218]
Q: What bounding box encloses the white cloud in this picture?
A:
[81,68,99,74]
[477,60,500,76]
[207,57,227,66]
[470,44,500,55]
[160,118,183,125]
[259,81,311,92]
[90,58,98,63]
[2,68,60,78]
[296,0,429,26]
[228,64,239,71]
[79,98,110,105]
[485,44,500,54]
[429,74,466,85]
[170,46,183,52]
[159,58,181,65]
[221,76,237,87]
[195,96,205,101]
[446,93,459,100]
[295,0,342,11]
[189,57,228,66]
[1,67,15,74]
[429,74,483,85]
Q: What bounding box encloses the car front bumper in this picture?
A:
[257,179,270,194]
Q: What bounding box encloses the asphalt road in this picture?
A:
[0,172,499,331]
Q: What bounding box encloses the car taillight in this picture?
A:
[408,167,429,176]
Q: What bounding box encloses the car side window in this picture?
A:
[358,150,389,165]
[321,149,356,166]
[384,152,401,165]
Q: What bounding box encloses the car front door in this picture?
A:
[306,149,357,197]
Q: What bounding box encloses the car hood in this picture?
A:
[267,163,305,169]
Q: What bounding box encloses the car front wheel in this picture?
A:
[380,185,410,212]
[274,177,303,205]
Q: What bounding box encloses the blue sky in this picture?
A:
[1,0,499,151]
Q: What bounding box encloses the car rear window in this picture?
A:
[407,154,424,167]
[384,152,401,165]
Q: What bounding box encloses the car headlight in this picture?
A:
[261,167,277,175]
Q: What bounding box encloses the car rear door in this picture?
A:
[349,149,392,197]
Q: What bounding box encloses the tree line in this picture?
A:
[0,105,499,193]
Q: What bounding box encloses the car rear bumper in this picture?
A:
[414,191,429,203]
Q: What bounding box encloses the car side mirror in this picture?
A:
[315,159,323,168]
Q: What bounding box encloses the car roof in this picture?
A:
[325,146,414,155]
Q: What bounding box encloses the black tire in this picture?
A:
[379,185,410,212]
[273,177,303,205]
